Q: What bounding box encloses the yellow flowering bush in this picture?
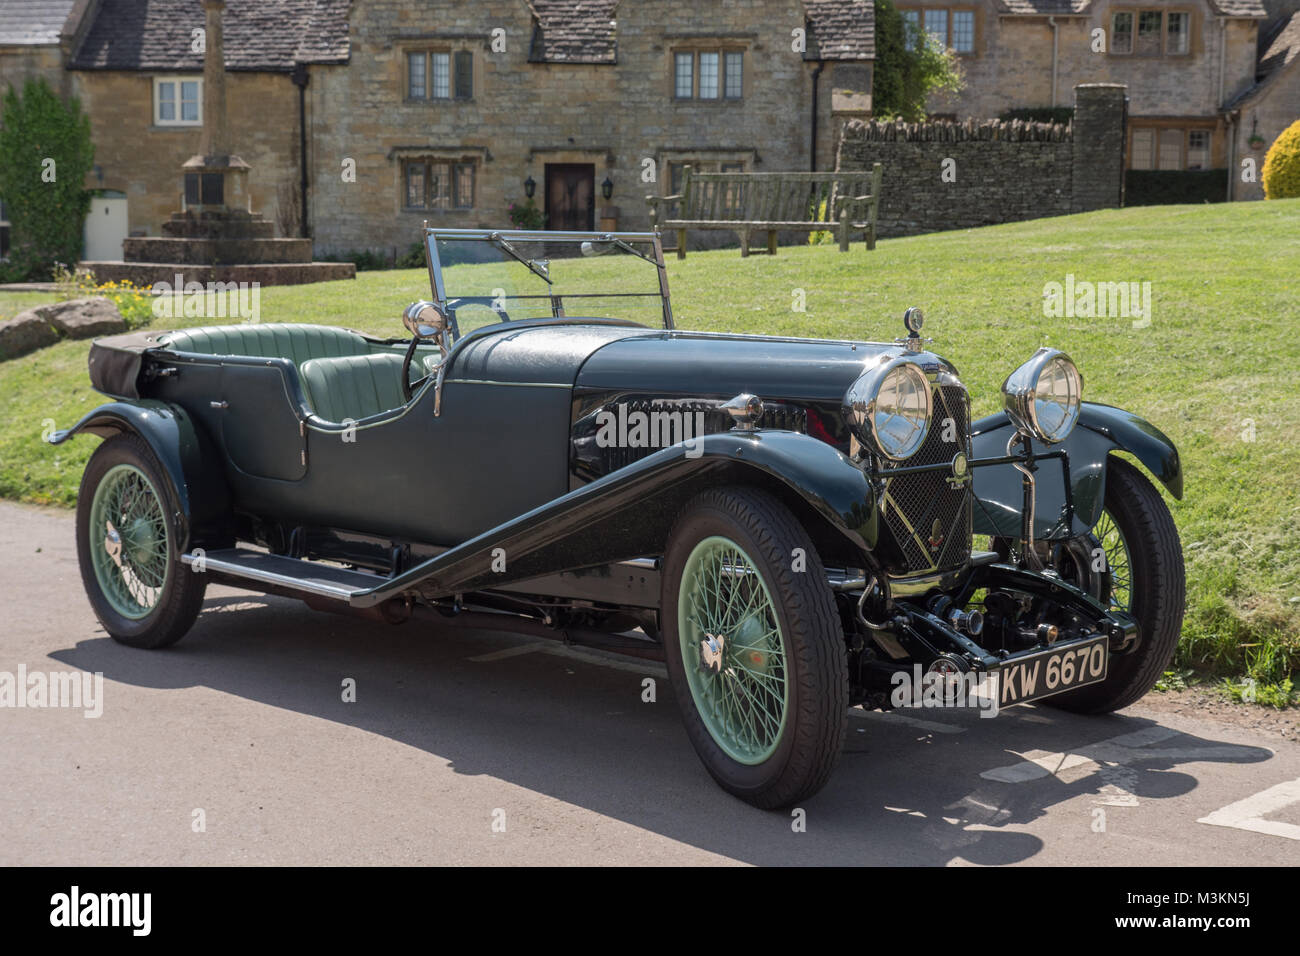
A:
[1262,119,1300,200]
[52,264,154,329]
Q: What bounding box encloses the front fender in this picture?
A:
[970,402,1182,540]
[352,430,877,606]
[50,400,231,548]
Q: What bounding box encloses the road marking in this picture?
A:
[1197,778,1300,841]
[851,708,966,735]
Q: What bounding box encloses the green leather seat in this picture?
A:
[158,324,372,368]
[299,353,408,423]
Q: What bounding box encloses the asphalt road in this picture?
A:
[2,500,1297,866]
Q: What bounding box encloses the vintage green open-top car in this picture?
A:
[53,228,1185,808]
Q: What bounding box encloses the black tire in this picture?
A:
[661,486,848,809]
[76,433,207,649]
[1047,457,1184,713]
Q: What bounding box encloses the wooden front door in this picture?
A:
[544,163,594,231]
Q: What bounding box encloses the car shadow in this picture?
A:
[50,590,1275,865]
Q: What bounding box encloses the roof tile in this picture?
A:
[0,0,76,45]
[527,0,618,64]
[69,0,349,71]
[805,0,875,60]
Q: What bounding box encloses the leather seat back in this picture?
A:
[158,324,372,369]
[299,353,408,423]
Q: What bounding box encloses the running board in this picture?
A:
[181,548,385,601]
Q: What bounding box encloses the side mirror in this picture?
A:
[402,300,451,359]
[402,300,447,339]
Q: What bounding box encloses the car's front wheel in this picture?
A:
[661,487,848,809]
[76,433,206,649]
[1048,457,1185,713]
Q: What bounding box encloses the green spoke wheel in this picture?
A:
[76,434,207,649]
[88,464,171,619]
[678,536,789,765]
[1093,508,1133,613]
[662,487,847,809]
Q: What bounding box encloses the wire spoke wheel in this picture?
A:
[678,535,789,765]
[88,463,171,620]
[1094,508,1133,612]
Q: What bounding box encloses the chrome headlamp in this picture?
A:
[843,356,933,461]
[1002,348,1083,444]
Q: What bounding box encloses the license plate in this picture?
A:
[996,635,1109,707]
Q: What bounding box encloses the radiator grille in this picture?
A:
[582,399,806,474]
[878,382,972,574]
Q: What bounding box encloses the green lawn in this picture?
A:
[0,292,59,321]
[2,200,1297,696]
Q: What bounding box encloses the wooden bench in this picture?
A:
[646,164,883,258]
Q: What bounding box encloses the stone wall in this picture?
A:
[835,83,1125,237]
[0,45,70,108]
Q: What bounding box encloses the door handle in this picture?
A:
[210,400,229,409]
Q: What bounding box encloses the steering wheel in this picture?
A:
[400,335,427,403]
[401,297,514,402]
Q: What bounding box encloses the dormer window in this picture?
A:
[1111,10,1191,56]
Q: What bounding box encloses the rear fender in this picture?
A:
[971,402,1182,540]
[50,400,232,549]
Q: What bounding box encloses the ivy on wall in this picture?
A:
[871,0,964,121]
[0,78,95,282]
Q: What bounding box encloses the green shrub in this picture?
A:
[871,0,964,121]
[395,241,426,269]
[808,200,834,245]
[1125,169,1227,206]
[1262,119,1300,199]
[321,249,390,271]
[0,78,94,281]
[508,198,545,230]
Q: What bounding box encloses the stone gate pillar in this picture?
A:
[1071,83,1128,212]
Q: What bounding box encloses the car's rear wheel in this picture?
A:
[661,487,847,809]
[1047,457,1184,713]
[76,433,206,648]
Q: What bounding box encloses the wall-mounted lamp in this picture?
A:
[523,175,536,199]
[601,176,614,200]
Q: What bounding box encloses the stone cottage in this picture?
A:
[307,0,874,254]
[1,0,874,259]
[906,0,1298,193]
